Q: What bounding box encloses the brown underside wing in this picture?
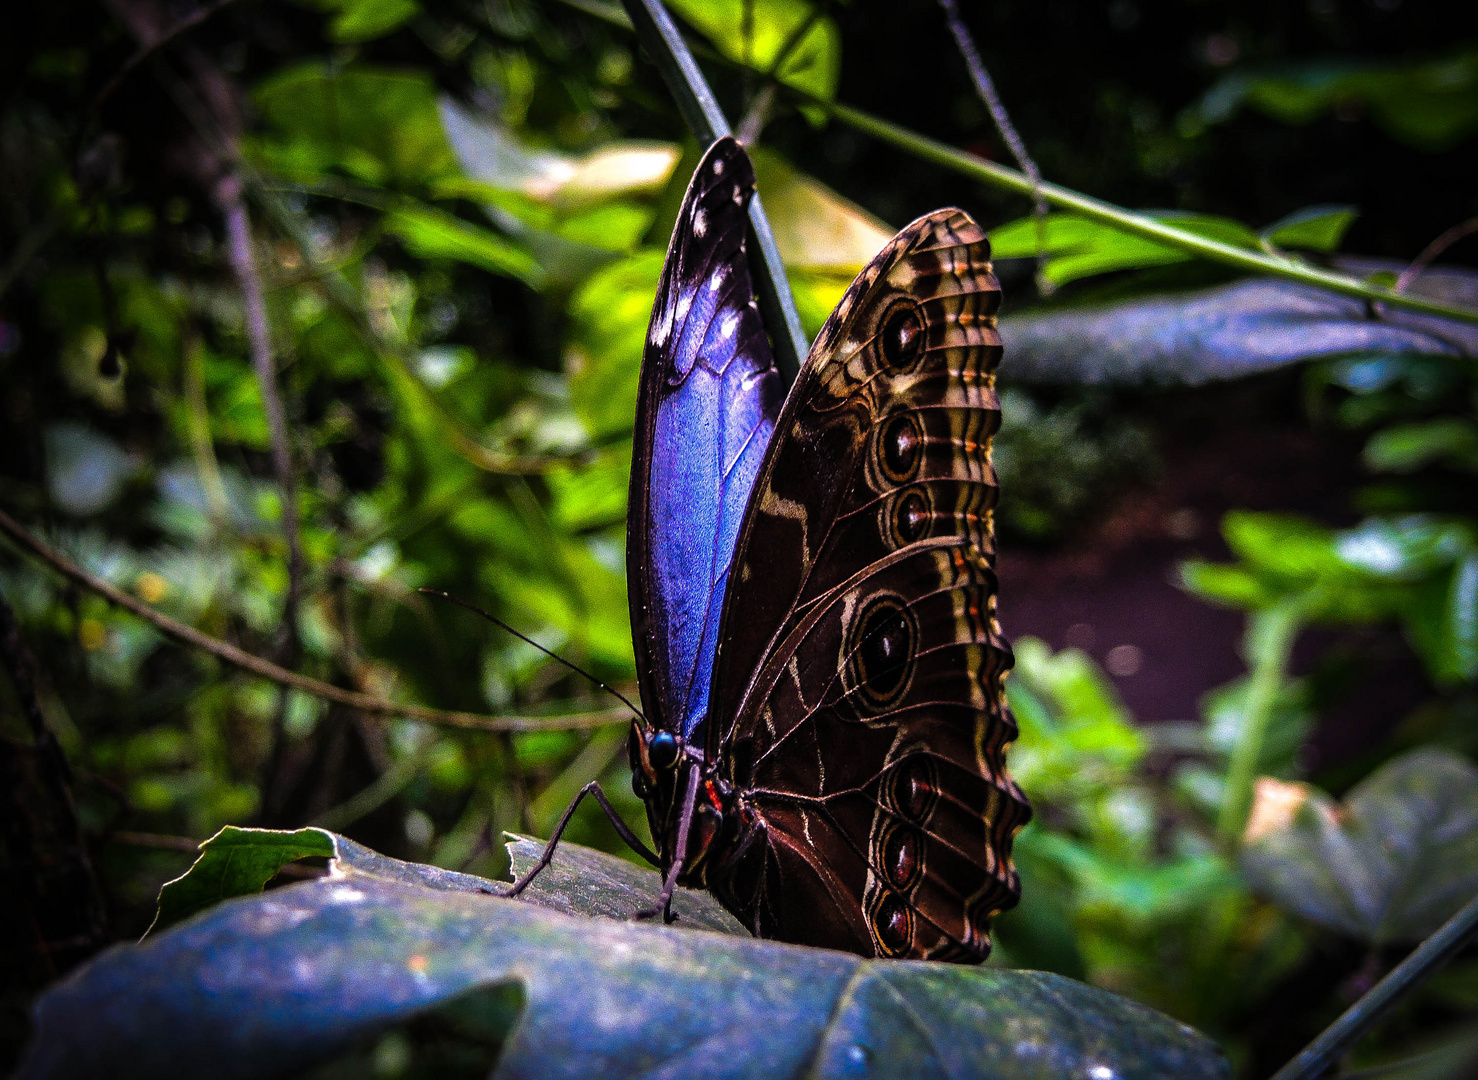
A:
[697,208,1031,961]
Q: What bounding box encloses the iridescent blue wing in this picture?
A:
[627,137,784,741]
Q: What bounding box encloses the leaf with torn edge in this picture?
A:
[1242,748,1478,943]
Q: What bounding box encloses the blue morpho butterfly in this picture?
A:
[506,136,1030,962]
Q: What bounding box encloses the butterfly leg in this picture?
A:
[635,762,700,924]
[499,780,659,899]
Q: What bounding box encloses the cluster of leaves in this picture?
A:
[4,0,1478,1077]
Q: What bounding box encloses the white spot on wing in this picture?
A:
[709,266,727,292]
[693,208,707,237]
[675,290,693,322]
[713,158,724,175]
[649,302,675,346]
[732,185,742,204]
[719,311,738,339]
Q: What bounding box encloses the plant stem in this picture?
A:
[1271,889,1478,1080]
[1217,601,1302,843]
[562,0,1478,327]
[823,101,1478,327]
[0,506,628,734]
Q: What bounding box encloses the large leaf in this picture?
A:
[999,262,1478,386]
[19,831,1230,1080]
[1241,748,1478,943]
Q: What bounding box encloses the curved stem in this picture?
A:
[0,507,625,734]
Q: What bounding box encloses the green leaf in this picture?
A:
[988,212,1258,287]
[1241,748,1478,943]
[1262,205,1358,253]
[33,838,1231,1080]
[383,205,545,288]
[149,825,336,934]
[1202,47,1478,151]
[667,0,841,104]
[1364,418,1478,473]
[250,64,457,188]
[1450,555,1478,681]
[301,0,421,42]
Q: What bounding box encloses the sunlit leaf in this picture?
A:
[667,0,841,104]
[1261,205,1358,253]
[383,205,545,288]
[989,213,1258,287]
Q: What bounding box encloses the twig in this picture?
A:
[216,173,303,659]
[937,0,1049,286]
[1271,889,1478,1080]
[0,507,629,734]
[1394,216,1478,295]
[87,0,244,118]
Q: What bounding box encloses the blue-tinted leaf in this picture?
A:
[1335,516,1475,579]
[43,422,137,516]
[998,265,1478,387]
[20,843,1230,1080]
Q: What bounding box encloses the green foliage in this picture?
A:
[1201,46,1478,151]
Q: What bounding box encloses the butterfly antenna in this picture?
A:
[418,588,646,722]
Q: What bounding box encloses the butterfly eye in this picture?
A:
[879,303,925,371]
[648,730,680,769]
[879,414,923,482]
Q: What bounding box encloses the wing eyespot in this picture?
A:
[887,487,933,548]
[870,889,914,957]
[878,300,926,373]
[877,413,923,483]
[881,822,924,892]
[846,595,917,710]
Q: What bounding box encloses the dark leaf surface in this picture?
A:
[21,856,1229,1080]
[504,834,749,934]
[999,262,1478,387]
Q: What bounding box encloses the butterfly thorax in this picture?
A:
[627,723,758,889]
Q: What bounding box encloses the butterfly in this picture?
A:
[511,135,1029,963]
